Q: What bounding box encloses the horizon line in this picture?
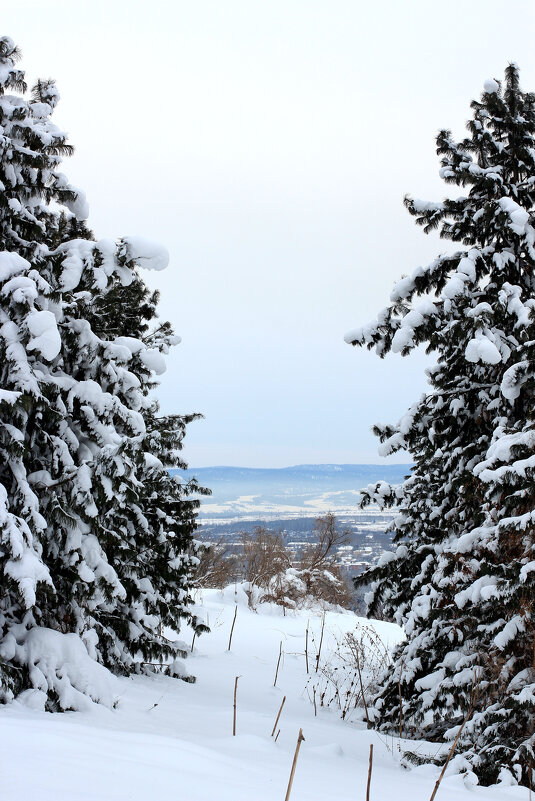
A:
[181,462,413,471]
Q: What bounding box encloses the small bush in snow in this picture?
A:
[306,624,390,722]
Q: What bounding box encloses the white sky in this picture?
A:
[5,1,535,466]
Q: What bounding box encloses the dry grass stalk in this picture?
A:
[274,641,283,687]
[284,728,305,801]
[305,621,309,673]
[354,640,370,725]
[228,605,237,651]
[275,729,281,742]
[271,695,286,737]
[366,744,373,801]
[233,675,239,736]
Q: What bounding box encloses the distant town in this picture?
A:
[197,509,394,580]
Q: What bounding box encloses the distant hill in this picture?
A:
[172,464,411,521]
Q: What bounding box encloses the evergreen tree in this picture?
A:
[77,259,209,672]
[346,65,535,786]
[0,37,206,709]
[0,38,90,256]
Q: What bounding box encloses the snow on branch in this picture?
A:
[122,236,169,271]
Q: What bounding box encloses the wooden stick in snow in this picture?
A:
[228,605,237,651]
[233,675,239,736]
[428,699,477,801]
[366,744,373,801]
[284,728,305,801]
[271,695,286,737]
[398,668,403,742]
[274,641,283,687]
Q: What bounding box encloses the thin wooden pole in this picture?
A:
[274,641,283,687]
[284,728,305,801]
[228,605,237,651]
[271,695,286,737]
[315,612,325,673]
[233,675,239,736]
[366,744,373,801]
[398,669,403,742]
[428,706,474,801]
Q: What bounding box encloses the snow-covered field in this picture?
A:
[0,589,529,800]
[178,464,409,522]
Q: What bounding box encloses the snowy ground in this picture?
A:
[0,589,530,801]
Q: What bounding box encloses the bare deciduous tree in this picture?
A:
[194,515,354,610]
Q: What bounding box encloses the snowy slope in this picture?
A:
[0,589,528,800]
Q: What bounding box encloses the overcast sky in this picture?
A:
[5,1,535,467]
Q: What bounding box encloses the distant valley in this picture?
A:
[173,464,411,589]
[179,463,410,521]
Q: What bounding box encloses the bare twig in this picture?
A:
[285,728,305,801]
[271,695,286,737]
[366,744,373,801]
[228,605,237,651]
[275,728,281,742]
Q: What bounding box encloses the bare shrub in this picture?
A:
[241,526,291,587]
[193,539,239,588]
[306,623,390,722]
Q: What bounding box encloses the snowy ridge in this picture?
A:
[178,463,411,520]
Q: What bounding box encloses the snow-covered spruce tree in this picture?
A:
[75,254,209,672]
[0,39,89,255]
[345,65,535,786]
[0,37,206,709]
